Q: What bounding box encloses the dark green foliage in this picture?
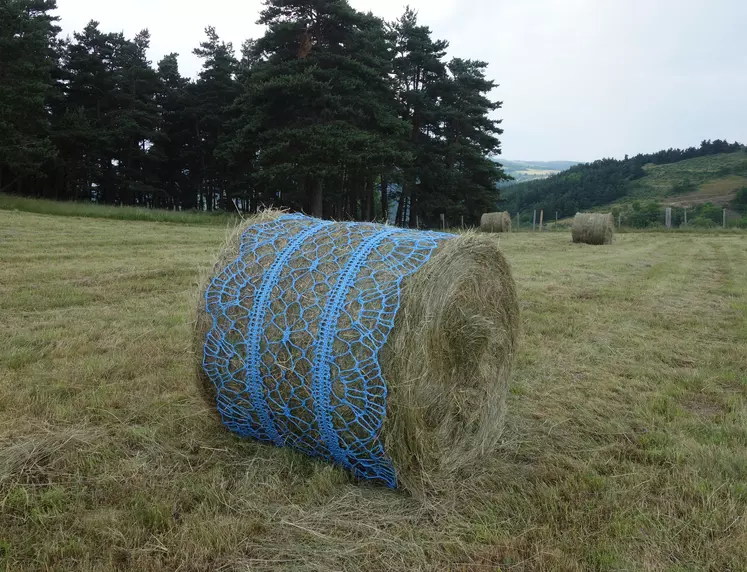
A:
[691,216,715,229]
[150,54,198,209]
[232,0,409,218]
[697,203,725,224]
[0,0,60,192]
[387,8,507,227]
[732,187,747,214]
[191,27,241,211]
[628,201,663,228]
[51,22,161,204]
[0,1,507,225]
[671,179,697,194]
[502,140,744,219]
[614,201,727,229]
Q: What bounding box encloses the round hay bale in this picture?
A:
[571,213,615,245]
[480,212,512,233]
[194,213,519,494]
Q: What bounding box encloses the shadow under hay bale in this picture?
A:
[571,213,615,245]
[480,212,512,233]
[194,213,519,495]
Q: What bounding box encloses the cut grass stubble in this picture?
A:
[1,210,746,571]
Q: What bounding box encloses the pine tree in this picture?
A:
[234,0,408,219]
[1,2,510,222]
[52,21,113,201]
[0,0,60,194]
[389,7,449,227]
[438,58,507,224]
[151,53,198,209]
[191,27,240,211]
[54,23,161,205]
[109,30,161,206]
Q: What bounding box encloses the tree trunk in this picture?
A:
[349,174,358,221]
[336,195,344,220]
[365,174,375,221]
[396,187,405,227]
[381,175,389,223]
[310,178,324,218]
[362,177,370,222]
[409,186,417,228]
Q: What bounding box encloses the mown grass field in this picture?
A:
[0,193,237,225]
[1,209,746,571]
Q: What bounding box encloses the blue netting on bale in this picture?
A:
[202,214,453,487]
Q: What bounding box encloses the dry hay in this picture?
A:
[194,212,519,495]
[480,212,512,233]
[571,212,615,245]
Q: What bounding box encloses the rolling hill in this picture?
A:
[498,159,578,186]
[499,141,747,220]
[628,152,747,207]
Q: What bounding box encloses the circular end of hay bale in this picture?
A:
[194,216,519,494]
[381,233,519,493]
[480,212,512,233]
[571,213,615,245]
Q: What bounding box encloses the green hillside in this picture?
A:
[498,159,578,185]
[628,152,747,206]
[500,141,747,226]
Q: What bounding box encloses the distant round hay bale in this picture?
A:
[480,212,512,233]
[194,213,519,494]
[571,213,615,245]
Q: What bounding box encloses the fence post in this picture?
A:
[533,210,537,231]
[539,210,544,232]
[517,213,520,231]
[666,207,672,230]
[461,215,464,229]
[723,209,727,228]
[684,208,687,226]
[440,213,445,230]
[618,213,622,228]
[556,211,559,226]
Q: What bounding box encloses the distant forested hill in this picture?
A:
[500,140,746,217]
[497,159,578,186]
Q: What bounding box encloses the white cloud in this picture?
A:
[54,0,747,161]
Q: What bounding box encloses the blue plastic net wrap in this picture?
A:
[202,214,453,487]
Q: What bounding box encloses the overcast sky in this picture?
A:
[55,0,747,162]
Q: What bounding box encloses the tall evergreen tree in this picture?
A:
[0,0,60,193]
[52,21,113,201]
[151,53,197,209]
[190,27,240,211]
[55,23,160,204]
[438,58,507,224]
[234,0,409,219]
[109,30,161,206]
[0,2,511,222]
[389,7,449,227]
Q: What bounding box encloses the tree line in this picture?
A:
[0,0,508,226]
[501,140,745,218]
